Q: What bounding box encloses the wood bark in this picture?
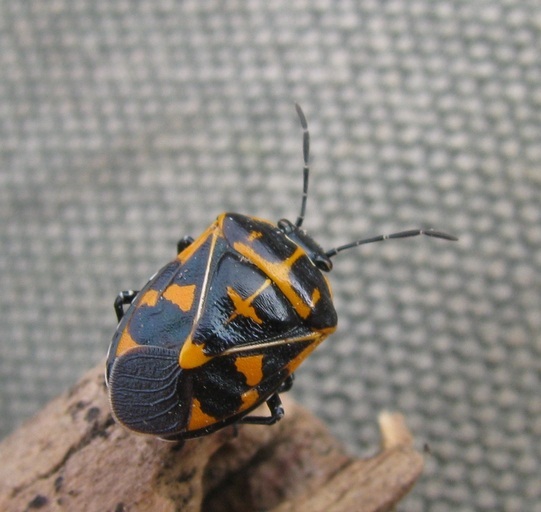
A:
[0,362,423,511]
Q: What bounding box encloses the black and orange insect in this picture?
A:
[106,105,457,440]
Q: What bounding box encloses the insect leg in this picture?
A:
[277,374,295,393]
[114,290,139,322]
[176,236,194,255]
[237,394,285,425]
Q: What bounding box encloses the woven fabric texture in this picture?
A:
[0,2,539,510]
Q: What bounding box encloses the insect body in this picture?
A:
[106,105,457,440]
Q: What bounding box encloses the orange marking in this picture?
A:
[178,335,212,369]
[176,222,219,263]
[217,212,227,229]
[228,288,262,324]
[188,398,217,431]
[320,326,337,336]
[115,329,138,357]
[285,334,330,374]
[311,287,321,306]
[248,230,263,241]
[227,279,271,324]
[234,354,264,387]
[233,243,312,319]
[163,284,195,312]
[239,388,260,412]
[139,289,159,308]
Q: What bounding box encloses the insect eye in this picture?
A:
[314,256,333,272]
[277,218,294,234]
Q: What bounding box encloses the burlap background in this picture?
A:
[1,2,539,510]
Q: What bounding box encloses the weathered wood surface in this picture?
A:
[0,362,423,511]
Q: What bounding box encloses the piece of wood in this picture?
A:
[0,362,423,511]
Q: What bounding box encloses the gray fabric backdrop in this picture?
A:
[0,1,539,510]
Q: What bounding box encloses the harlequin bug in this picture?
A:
[106,105,457,441]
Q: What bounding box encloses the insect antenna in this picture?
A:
[294,103,310,227]
[325,228,458,258]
